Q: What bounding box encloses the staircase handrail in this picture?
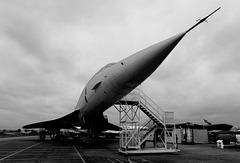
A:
[123,88,165,124]
[140,118,153,130]
[140,124,158,142]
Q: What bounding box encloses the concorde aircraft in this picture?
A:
[23,8,220,141]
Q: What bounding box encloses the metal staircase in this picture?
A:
[114,88,177,154]
[140,105,163,127]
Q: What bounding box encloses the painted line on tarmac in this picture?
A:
[114,158,124,163]
[107,158,116,163]
[137,157,154,163]
[72,144,86,163]
[0,142,42,161]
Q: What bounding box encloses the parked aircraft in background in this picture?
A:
[203,119,240,144]
[203,119,233,131]
[23,8,220,142]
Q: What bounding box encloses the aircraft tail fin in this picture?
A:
[203,118,212,125]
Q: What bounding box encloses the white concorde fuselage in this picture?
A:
[76,32,186,124]
[22,8,219,129]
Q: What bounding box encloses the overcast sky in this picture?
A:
[0,0,240,129]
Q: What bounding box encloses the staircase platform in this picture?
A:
[119,148,179,155]
[116,100,139,105]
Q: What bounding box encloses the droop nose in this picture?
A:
[120,32,186,84]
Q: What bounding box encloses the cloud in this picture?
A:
[0,0,240,129]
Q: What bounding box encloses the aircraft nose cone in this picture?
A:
[121,32,186,84]
[139,32,186,65]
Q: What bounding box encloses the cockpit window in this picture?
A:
[96,62,116,74]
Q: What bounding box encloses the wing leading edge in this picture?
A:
[23,110,80,130]
[23,110,119,131]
